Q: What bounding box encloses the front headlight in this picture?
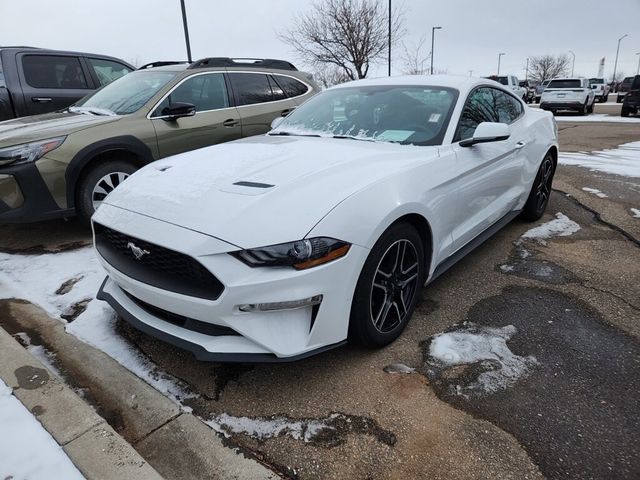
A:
[0,136,66,167]
[230,237,351,270]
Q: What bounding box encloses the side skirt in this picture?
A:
[427,209,522,284]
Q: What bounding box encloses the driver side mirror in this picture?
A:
[161,102,196,121]
[460,122,510,147]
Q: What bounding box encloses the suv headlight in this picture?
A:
[0,136,66,167]
[231,237,351,270]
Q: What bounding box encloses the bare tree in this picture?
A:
[401,36,430,75]
[313,65,351,88]
[528,54,570,83]
[280,0,404,80]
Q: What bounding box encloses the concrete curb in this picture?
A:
[0,326,162,480]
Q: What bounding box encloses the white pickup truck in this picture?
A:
[485,75,527,100]
[589,78,610,103]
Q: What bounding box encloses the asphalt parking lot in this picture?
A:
[0,105,638,479]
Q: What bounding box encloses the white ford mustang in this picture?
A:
[93,75,558,362]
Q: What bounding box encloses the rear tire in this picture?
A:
[521,152,555,222]
[76,160,137,225]
[349,223,425,348]
[621,107,630,117]
[587,100,594,114]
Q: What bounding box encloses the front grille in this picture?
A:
[124,291,239,337]
[94,223,224,300]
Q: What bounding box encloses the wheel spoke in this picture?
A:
[375,297,393,329]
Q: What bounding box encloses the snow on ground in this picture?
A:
[554,114,640,123]
[0,248,193,406]
[207,413,338,442]
[631,208,640,218]
[0,378,85,480]
[559,141,640,178]
[428,324,538,396]
[521,212,580,245]
[581,187,608,198]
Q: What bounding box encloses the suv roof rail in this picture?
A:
[187,57,298,71]
[138,61,188,70]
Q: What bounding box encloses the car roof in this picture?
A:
[328,74,511,96]
[0,46,134,67]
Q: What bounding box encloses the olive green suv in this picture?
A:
[0,57,319,223]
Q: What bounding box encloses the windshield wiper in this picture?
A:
[69,106,116,117]
[331,135,375,142]
[268,131,320,137]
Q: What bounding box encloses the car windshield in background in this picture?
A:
[494,76,509,85]
[74,71,177,115]
[271,85,458,146]
[631,77,640,89]
[547,80,582,89]
[589,78,604,84]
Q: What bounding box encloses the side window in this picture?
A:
[455,88,499,141]
[22,55,89,89]
[228,73,274,106]
[268,76,287,101]
[455,87,523,141]
[152,73,229,117]
[274,75,309,98]
[87,58,132,86]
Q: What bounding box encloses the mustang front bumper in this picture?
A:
[93,203,369,362]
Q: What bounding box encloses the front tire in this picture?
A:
[621,107,631,117]
[76,160,137,224]
[349,223,425,348]
[521,152,555,222]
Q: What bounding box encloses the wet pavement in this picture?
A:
[0,124,639,479]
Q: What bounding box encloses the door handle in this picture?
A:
[515,141,527,150]
[32,97,52,103]
[280,108,295,117]
[223,118,239,127]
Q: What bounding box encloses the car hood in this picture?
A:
[0,112,121,146]
[102,135,437,248]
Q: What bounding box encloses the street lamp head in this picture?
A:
[619,34,628,41]
[499,52,506,56]
[434,26,442,30]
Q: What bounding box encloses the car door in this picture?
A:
[150,72,242,158]
[227,72,298,137]
[18,53,94,115]
[451,86,529,251]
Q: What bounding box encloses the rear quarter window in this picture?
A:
[273,75,309,98]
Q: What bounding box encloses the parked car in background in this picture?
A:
[93,75,558,362]
[621,75,640,117]
[616,76,634,103]
[0,57,319,224]
[535,79,551,103]
[540,77,595,115]
[484,75,526,100]
[589,78,610,103]
[0,46,134,121]
[519,80,536,103]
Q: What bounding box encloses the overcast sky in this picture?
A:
[2,0,639,80]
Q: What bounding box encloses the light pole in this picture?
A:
[497,53,505,76]
[636,52,640,75]
[468,69,474,77]
[569,50,575,76]
[180,0,192,63]
[388,0,392,76]
[525,57,529,80]
[430,26,442,75]
[612,34,628,84]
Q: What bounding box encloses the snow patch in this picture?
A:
[581,187,608,198]
[559,141,640,178]
[0,378,84,479]
[631,208,640,218]
[207,413,337,442]
[554,113,640,123]
[521,213,580,244]
[428,324,537,396]
[0,248,194,407]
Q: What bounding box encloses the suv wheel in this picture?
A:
[77,160,137,224]
[587,100,594,114]
[621,107,631,117]
[578,100,588,116]
[349,223,425,348]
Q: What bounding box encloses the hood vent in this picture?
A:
[232,181,274,189]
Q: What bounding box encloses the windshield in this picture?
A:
[547,79,582,89]
[74,71,177,115]
[589,78,604,84]
[271,85,458,146]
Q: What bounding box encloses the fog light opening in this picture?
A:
[238,295,323,312]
